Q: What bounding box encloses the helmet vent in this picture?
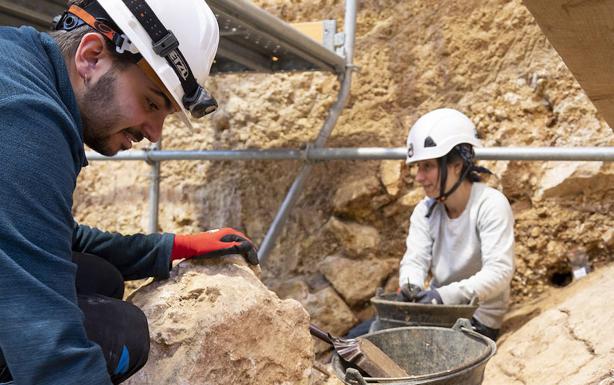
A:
[424,136,437,147]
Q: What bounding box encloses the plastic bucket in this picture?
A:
[332,319,496,385]
[370,293,478,331]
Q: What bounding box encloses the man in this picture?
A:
[397,108,515,341]
[0,1,258,384]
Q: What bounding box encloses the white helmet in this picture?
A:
[55,0,220,128]
[405,108,481,164]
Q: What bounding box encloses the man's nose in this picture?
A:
[141,118,164,143]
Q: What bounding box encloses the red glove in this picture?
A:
[171,228,259,265]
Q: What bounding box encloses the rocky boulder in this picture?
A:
[332,175,382,221]
[379,160,404,197]
[271,278,357,353]
[484,264,614,385]
[324,217,381,257]
[125,257,313,385]
[537,162,614,199]
[319,255,397,306]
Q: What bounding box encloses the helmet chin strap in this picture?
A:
[425,157,472,218]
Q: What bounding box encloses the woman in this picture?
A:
[398,108,515,341]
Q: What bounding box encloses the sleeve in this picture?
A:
[398,201,433,289]
[72,223,174,280]
[437,192,515,305]
[0,97,112,384]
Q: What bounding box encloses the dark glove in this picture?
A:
[171,228,259,265]
[396,283,422,302]
[415,289,443,305]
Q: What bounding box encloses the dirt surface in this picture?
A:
[72,0,614,382]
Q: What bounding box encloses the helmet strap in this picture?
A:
[425,157,472,218]
[119,0,198,97]
[53,3,141,63]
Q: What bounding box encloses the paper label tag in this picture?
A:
[573,268,587,280]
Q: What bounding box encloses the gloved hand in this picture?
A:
[396,283,422,302]
[415,289,443,305]
[171,228,259,265]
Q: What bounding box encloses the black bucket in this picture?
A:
[332,319,496,385]
[370,292,478,331]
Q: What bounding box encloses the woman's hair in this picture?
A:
[445,143,484,183]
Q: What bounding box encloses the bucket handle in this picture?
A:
[345,368,368,385]
[452,318,474,332]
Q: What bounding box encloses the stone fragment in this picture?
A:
[319,255,396,306]
[325,217,381,257]
[332,176,382,220]
[484,264,614,385]
[379,160,403,197]
[125,256,313,385]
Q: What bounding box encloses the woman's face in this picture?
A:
[415,159,440,198]
[414,159,462,198]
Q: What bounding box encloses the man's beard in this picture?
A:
[80,68,125,156]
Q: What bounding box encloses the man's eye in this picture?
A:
[147,98,159,111]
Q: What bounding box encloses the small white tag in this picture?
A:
[573,268,587,280]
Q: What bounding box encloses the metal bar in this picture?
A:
[0,0,51,28]
[476,147,614,161]
[86,149,304,161]
[257,0,358,263]
[86,147,614,162]
[148,142,161,234]
[217,40,273,73]
[208,0,346,73]
[215,7,335,73]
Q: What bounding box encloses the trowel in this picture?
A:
[309,323,408,378]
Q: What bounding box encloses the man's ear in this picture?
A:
[74,32,113,84]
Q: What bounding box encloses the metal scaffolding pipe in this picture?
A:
[208,0,346,73]
[86,147,614,162]
[0,1,50,29]
[257,0,358,263]
[148,142,161,234]
[476,147,614,161]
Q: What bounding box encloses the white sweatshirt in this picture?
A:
[399,182,515,329]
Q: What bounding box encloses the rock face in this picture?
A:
[319,255,397,306]
[324,217,381,257]
[484,264,614,385]
[124,257,313,385]
[73,0,614,310]
[72,1,614,381]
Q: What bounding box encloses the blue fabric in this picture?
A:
[73,223,173,281]
[0,26,172,384]
[114,346,130,375]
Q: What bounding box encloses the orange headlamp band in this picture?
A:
[67,5,118,43]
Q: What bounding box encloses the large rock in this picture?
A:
[319,255,397,306]
[125,257,313,385]
[332,175,382,220]
[383,188,424,217]
[484,264,614,384]
[272,278,357,338]
[379,160,404,197]
[537,162,614,199]
[302,286,358,354]
[302,287,357,338]
[324,217,381,257]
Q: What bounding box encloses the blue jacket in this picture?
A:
[0,26,173,384]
